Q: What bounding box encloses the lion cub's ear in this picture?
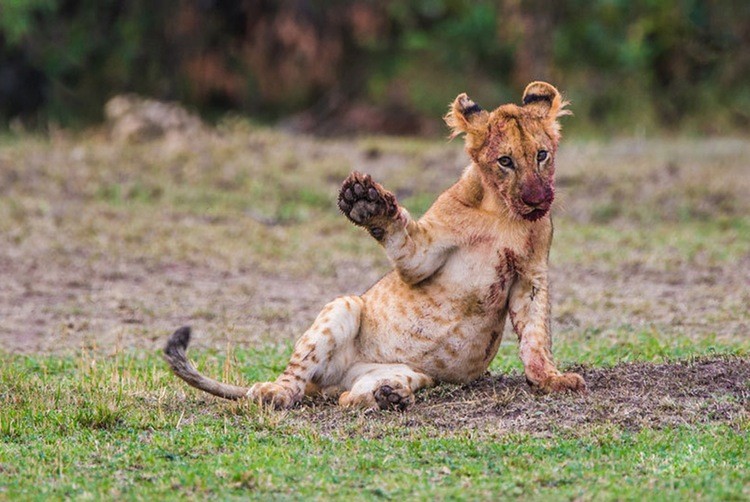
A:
[522,81,571,120]
[444,93,489,140]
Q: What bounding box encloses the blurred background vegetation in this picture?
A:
[1,0,749,135]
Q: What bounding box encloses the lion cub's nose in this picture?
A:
[521,185,550,207]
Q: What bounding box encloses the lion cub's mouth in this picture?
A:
[520,205,550,221]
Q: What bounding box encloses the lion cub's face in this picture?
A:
[445,82,569,221]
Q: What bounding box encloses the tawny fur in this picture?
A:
[164,81,586,411]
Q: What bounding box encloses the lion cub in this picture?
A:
[165,81,586,410]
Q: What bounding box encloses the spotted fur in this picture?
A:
[164,81,585,411]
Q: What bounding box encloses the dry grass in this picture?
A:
[1,126,748,358]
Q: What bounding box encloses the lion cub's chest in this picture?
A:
[402,242,526,381]
[359,229,534,382]
[441,236,526,319]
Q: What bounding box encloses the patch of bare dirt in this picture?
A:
[292,356,749,435]
[550,256,750,342]
[1,134,748,355]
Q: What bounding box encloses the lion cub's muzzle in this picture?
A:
[519,182,554,221]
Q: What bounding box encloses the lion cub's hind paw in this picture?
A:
[373,382,414,411]
[247,382,299,409]
[338,172,398,229]
[338,381,415,412]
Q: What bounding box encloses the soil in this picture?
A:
[290,356,749,435]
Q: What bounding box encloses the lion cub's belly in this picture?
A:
[359,248,517,382]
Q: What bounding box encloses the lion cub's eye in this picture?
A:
[498,156,514,169]
[537,150,549,162]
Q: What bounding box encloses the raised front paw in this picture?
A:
[338,172,398,234]
[534,372,586,393]
[247,382,299,409]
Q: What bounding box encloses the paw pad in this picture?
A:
[338,172,398,229]
[373,383,414,411]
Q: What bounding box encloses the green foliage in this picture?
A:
[551,0,750,130]
[1,0,749,132]
[0,0,57,44]
[1,0,175,124]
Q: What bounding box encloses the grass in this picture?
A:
[3,425,748,499]
[1,348,748,500]
[0,124,749,499]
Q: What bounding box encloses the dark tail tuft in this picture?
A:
[165,325,192,359]
[163,326,250,400]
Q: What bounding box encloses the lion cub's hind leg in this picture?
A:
[247,296,363,408]
[338,363,434,411]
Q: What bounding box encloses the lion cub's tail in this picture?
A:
[164,326,250,400]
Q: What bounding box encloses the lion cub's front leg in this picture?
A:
[338,172,454,285]
[509,272,586,393]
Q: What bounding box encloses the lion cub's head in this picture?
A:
[445,82,570,221]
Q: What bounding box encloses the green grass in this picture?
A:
[489,329,748,375]
[1,348,748,500]
[2,423,747,499]
[552,218,750,267]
